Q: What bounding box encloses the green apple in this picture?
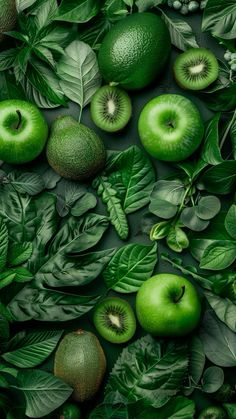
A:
[138,94,204,161]
[136,273,201,336]
[0,99,48,164]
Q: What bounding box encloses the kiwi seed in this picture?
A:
[93,297,136,344]
[173,48,219,91]
[90,85,132,132]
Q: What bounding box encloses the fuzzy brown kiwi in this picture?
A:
[174,48,219,91]
[93,297,136,344]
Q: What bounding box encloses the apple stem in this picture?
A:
[16,110,22,130]
[174,285,185,303]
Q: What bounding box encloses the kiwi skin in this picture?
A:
[174,48,219,91]
[90,85,132,133]
[93,296,136,344]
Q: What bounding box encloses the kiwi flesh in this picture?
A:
[90,85,132,132]
[174,48,219,91]
[93,297,136,344]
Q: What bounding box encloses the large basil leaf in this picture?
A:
[56,0,102,23]
[37,248,116,287]
[8,284,100,321]
[22,76,60,109]
[93,176,129,240]
[202,0,236,39]
[161,11,198,51]
[200,113,223,165]
[2,330,63,368]
[200,160,236,194]
[200,240,236,270]
[15,369,72,418]
[57,40,101,112]
[103,243,157,293]
[200,311,236,367]
[105,335,188,408]
[205,292,236,332]
[0,219,8,272]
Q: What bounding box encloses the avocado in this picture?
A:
[46,116,106,181]
[0,0,17,42]
[54,330,106,402]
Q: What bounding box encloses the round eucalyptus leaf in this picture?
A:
[195,196,221,220]
[149,198,178,219]
[201,366,224,393]
[180,207,210,231]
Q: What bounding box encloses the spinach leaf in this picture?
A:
[161,11,198,51]
[8,285,100,321]
[93,176,129,240]
[200,161,236,194]
[56,181,96,217]
[56,0,102,23]
[105,335,188,408]
[225,204,236,239]
[200,240,236,270]
[14,369,72,418]
[205,292,236,332]
[200,113,223,165]
[200,310,236,367]
[2,330,63,368]
[201,366,224,393]
[103,243,157,293]
[202,0,236,39]
[7,172,45,196]
[184,336,205,396]
[57,40,101,118]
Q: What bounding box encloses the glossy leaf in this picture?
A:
[223,404,236,418]
[225,204,236,239]
[0,315,9,353]
[8,172,45,196]
[57,40,101,109]
[0,219,8,271]
[22,76,59,108]
[2,330,63,368]
[200,113,223,165]
[201,366,224,393]
[56,0,102,23]
[200,240,236,270]
[205,292,236,332]
[149,199,177,219]
[15,369,72,418]
[161,11,198,51]
[166,227,189,253]
[136,0,164,12]
[8,242,33,267]
[0,72,25,101]
[200,310,236,367]
[180,207,209,232]
[103,243,157,293]
[16,0,37,12]
[89,404,128,419]
[105,335,188,408]
[150,179,185,206]
[184,336,205,396]
[202,0,236,39]
[201,160,236,194]
[195,196,221,220]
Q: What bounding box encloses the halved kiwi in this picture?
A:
[93,297,136,344]
[174,48,219,91]
[90,85,132,132]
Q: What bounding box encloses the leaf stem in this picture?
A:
[220,108,236,149]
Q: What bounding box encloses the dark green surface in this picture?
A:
[11,11,231,419]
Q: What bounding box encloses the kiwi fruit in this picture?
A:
[93,297,136,344]
[174,48,219,91]
[90,85,132,132]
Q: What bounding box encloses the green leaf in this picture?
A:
[89,404,128,419]
[180,207,209,232]
[149,199,178,219]
[21,75,60,108]
[201,81,236,112]
[2,330,63,368]
[71,193,97,217]
[200,310,236,367]
[150,180,185,206]
[0,72,25,101]
[202,0,236,39]
[201,160,236,194]
[105,335,188,408]
[0,315,10,353]
[8,242,33,267]
[56,181,96,217]
[136,0,165,12]
[41,167,60,189]
[27,60,67,106]
[93,176,129,240]
[16,0,37,12]
[8,283,100,321]
[0,219,8,272]
[200,240,236,270]
[230,118,236,159]
[37,248,116,288]
[35,0,58,30]
[103,243,157,293]
[161,11,198,51]
[56,0,102,23]
[57,40,101,110]
[223,404,236,418]
[225,204,236,239]
[166,227,189,253]
[0,49,19,71]
[201,114,223,165]
[201,366,224,393]
[150,220,171,240]
[195,196,221,220]
[205,292,236,332]
[8,172,45,196]
[184,336,205,396]
[15,369,72,418]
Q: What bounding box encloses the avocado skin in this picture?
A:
[98,12,171,90]
[0,0,17,42]
[54,330,106,402]
[46,116,106,181]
